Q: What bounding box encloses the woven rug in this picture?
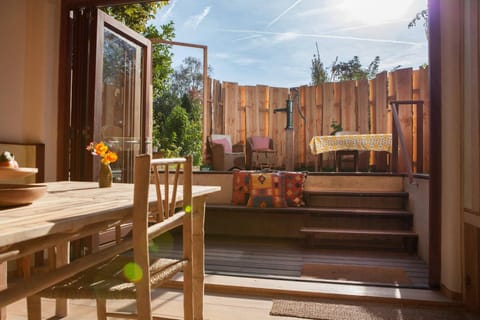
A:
[301,263,412,285]
[270,298,468,320]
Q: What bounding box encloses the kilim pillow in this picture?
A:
[231,170,254,205]
[282,171,307,207]
[246,172,287,208]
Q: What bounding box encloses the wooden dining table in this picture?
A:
[0,181,220,319]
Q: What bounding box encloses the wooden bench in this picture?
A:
[300,227,418,253]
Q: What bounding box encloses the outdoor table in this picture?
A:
[0,181,220,319]
[309,133,392,171]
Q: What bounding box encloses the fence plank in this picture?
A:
[212,79,223,135]
[223,82,243,144]
[294,87,306,168]
[416,67,430,173]
[270,87,289,168]
[304,85,318,168]
[256,85,270,137]
[392,68,413,173]
[340,80,356,131]
[320,83,338,169]
[374,71,389,171]
[357,78,370,170]
[243,85,256,142]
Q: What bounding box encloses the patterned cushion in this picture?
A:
[231,170,254,205]
[247,172,287,208]
[282,171,307,207]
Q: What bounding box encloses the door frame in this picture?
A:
[58,3,151,181]
[58,0,444,296]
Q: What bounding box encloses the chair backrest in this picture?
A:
[131,154,193,317]
[247,136,273,151]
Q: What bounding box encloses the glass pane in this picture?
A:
[101,27,143,183]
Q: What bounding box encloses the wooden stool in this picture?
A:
[335,150,359,172]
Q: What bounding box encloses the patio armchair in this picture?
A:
[246,136,275,169]
[207,134,245,171]
[33,155,195,319]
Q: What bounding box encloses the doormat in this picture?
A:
[301,263,412,285]
[270,298,468,320]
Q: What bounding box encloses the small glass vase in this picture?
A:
[98,163,112,188]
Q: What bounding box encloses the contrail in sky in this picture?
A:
[266,0,303,28]
[222,29,422,46]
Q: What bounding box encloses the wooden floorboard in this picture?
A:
[155,234,430,288]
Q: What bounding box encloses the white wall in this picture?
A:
[0,0,60,181]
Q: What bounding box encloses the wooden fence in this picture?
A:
[204,67,430,173]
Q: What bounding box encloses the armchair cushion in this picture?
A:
[247,172,287,208]
[212,137,232,153]
[250,136,271,150]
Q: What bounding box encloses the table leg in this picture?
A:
[0,262,6,320]
[53,243,69,317]
[19,255,41,320]
[192,196,207,320]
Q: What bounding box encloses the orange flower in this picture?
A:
[102,151,118,165]
[86,141,118,165]
[94,142,108,157]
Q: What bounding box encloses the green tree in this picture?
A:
[171,57,213,97]
[105,3,175,99]
[310,44,380,84]
[104,2,166,34]
[144,23,176,100]
[311,42,328,85]
[408,9,428,39]
[153,57,208,165]
[155,95,203,165]
[330,55,380,81]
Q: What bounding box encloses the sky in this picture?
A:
[152,0,428,88]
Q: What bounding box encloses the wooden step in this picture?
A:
[299,227,418,254]
[306,207,413,230]
[304,191,408,209]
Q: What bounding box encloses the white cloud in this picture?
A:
[157,0,178,22]
[184,6,211,30]
[233,57,262,66]
[214,52,231,59]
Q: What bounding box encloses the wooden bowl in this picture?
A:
[0,184,47,207]
[0,167,38,181]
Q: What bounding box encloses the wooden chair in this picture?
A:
[31,154,194,320]
[246,136,275,169]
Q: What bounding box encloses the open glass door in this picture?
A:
[68,9,152,183]
[96,11,152,183]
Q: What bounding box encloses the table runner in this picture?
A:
[309,133,392,155]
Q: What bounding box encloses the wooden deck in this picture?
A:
[154,234,429,288]
[6,235,461,319]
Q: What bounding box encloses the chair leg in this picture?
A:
[27,296,41,320]
[96,299,107,320]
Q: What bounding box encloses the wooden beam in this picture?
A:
[427,0,442,289]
